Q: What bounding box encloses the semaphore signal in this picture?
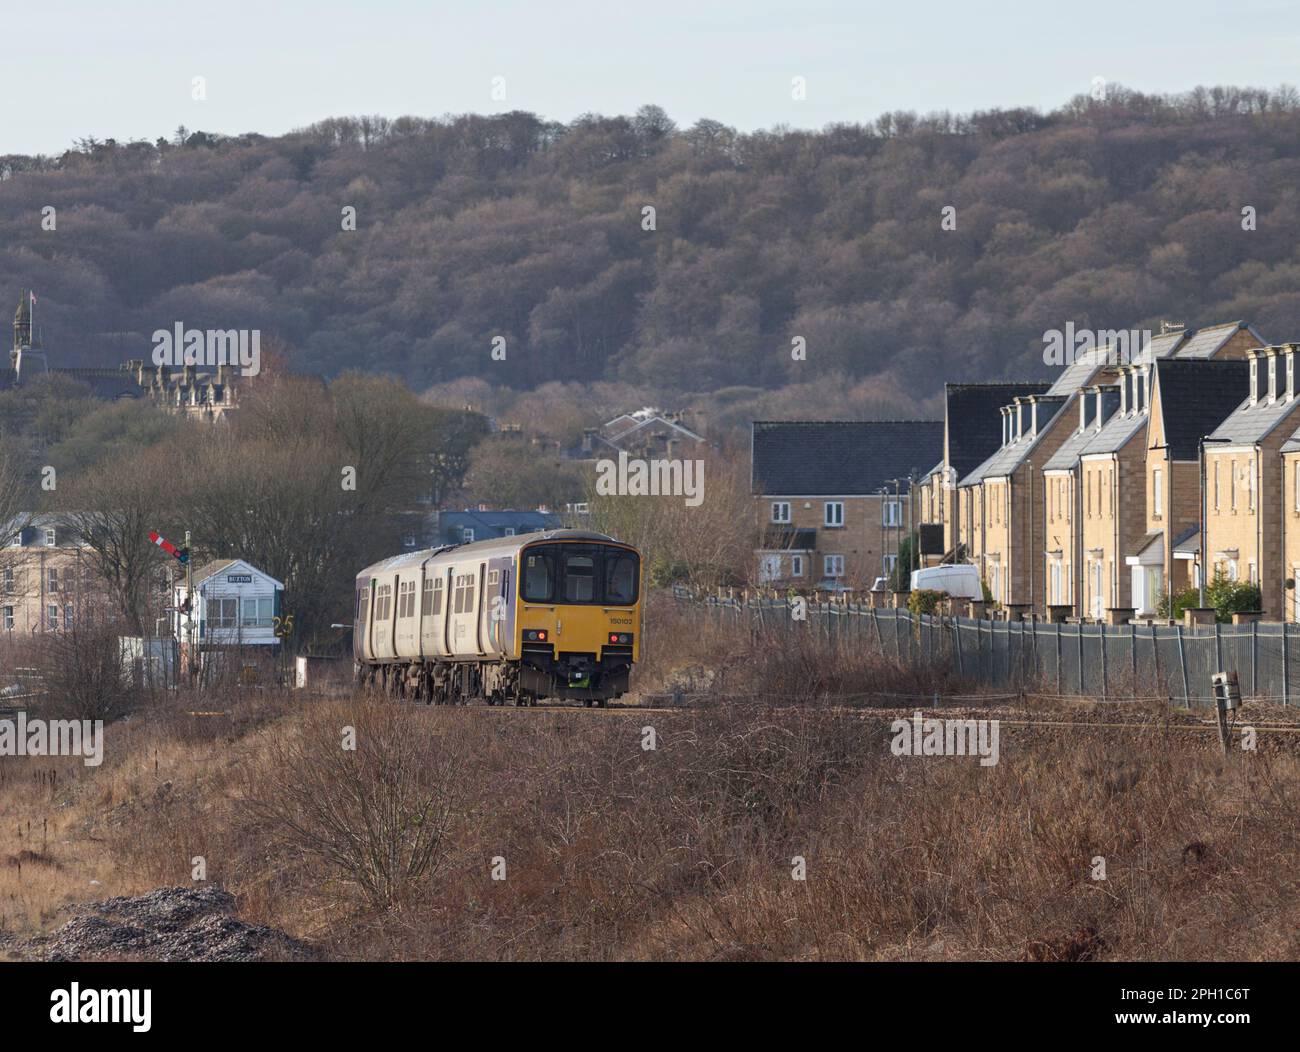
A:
[149,530,189,564]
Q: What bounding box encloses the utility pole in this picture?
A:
[185,529,195,684]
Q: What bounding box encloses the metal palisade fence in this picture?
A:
[683,592,1297,710]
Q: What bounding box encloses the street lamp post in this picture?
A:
[1199,437,1231,611]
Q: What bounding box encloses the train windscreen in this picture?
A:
[521,544,639,605]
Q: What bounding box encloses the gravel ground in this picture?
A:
[12,886,317,962]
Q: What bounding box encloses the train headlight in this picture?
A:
[608,632,632,645]
[525,629,548,642]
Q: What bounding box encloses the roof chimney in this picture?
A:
[1000,406,1010,447]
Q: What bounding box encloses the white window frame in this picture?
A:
[504,527,516,536]
[2,605,12,630]
[882,499,902,527]
[461,527,475,543]
[1152,467,1163,518]
[44,527,56,547]
[824,554,845,577]
[771,501,791,524]
[790,555,804,577]
[824,502,844,528]
[47,603,59,630]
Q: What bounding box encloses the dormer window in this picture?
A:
[1249,357,1259,406]
[44,528,56,547]
[1268,354,1278,403]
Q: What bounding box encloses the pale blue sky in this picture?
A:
[5,0,1298,155]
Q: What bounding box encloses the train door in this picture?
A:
[442,566,454,656]
[475,561,487,655]
[361,578,376,661]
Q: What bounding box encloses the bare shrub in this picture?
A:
[38,618,135,721]
[243,698,461,911]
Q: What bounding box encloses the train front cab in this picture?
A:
[514,541,641,704]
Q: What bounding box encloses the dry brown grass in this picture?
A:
[2,600,1298,961]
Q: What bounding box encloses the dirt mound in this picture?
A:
[16,886,316,962]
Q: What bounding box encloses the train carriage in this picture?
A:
[354,530,642,706]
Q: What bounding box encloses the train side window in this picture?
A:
[523,554,553,602]
[605,552,640,604]
[428,578,443,616]
[562,555,595,602]
[421,578,434,616]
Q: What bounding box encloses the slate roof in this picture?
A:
[943,383,1050,483]
[1206,348,1300,445]
[959,395,1069,486]
[1045,343,1128,396]
[1043,386,1123,470]
[1152,358,1250,460]
[1132,330,1188,365]
[1171,321,1265,359]
[751,420,944,496]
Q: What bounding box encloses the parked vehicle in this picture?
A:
[910,564,982,599]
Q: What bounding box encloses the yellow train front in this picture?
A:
[354,530,642,707]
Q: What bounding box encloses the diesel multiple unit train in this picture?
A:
[354,530,643,706]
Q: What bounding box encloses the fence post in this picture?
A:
[1076,622,1084,695]
[1284,622,1290,707]
[1151,623,1160,701]
[1251,620,1258,699]
[1176,624,1189,709]
[1100,624,1108,702]
[1214,621,1223,674]
[1055,620,1062,694]
[954,617,964,676]
[1130,622,1138,687]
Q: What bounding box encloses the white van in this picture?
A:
[910,564,982,599]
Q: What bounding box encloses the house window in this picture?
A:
[206,597,238,628]
[504,527,516,536]
[1214,461,1221,511]
[461,528,475,543]
[883,553,898,575]
[883,499,902,527]
[241,596,274,628]
[2,567,12,593]
[824,502,844,528]
[1152,468,1163,518]
[824,554,844,577]
[1249,561,1258,584]
[63,604,73,629]
[2,606,12,630]
[759,554,781,583]
[44,528,56,547]
[1248,462,1255,512]
[771,502,791,524]
[48,568,58,592]
[1230,460,1237,510]
[47,604,58,630]
[791,555,804,577]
